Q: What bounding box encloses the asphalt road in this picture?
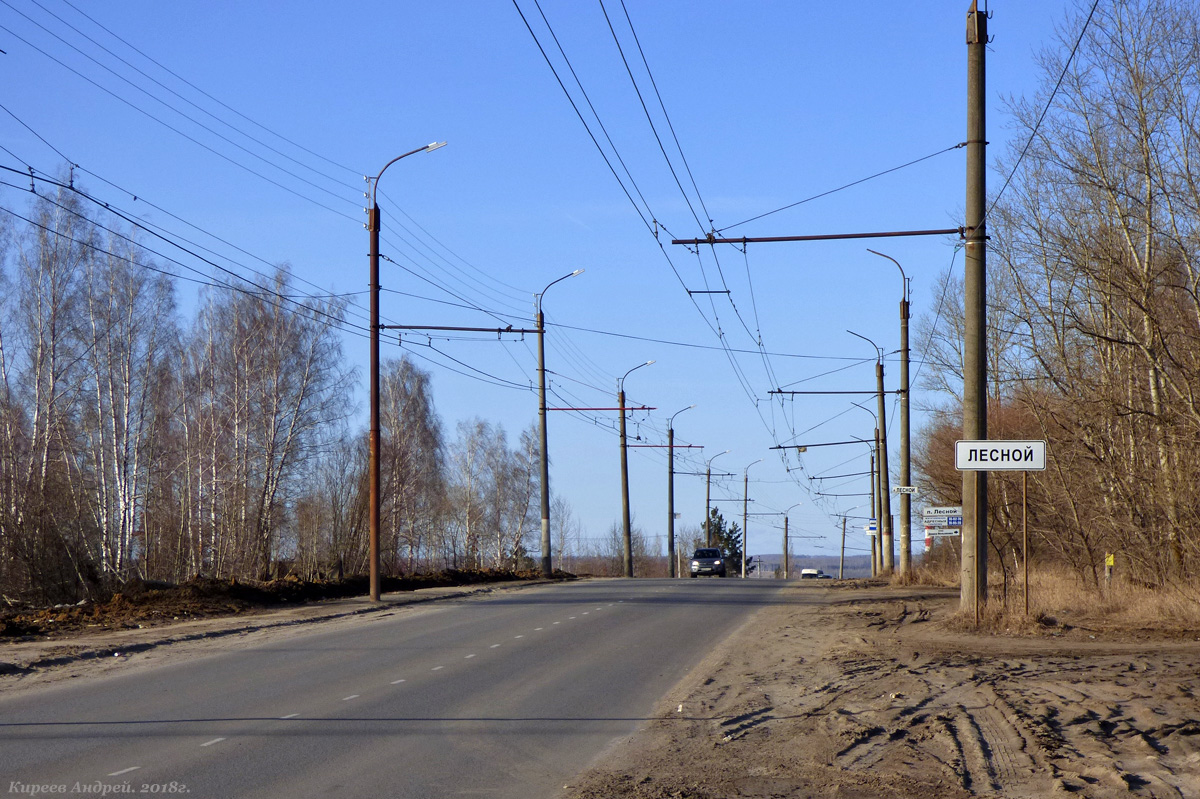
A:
[1,578,786,798]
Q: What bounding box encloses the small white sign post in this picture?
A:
[955,440,1047,616]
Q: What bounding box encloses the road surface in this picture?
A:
[1,578,785,798]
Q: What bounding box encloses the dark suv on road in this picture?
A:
[690,548,726,577]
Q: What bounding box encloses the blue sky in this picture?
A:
[0,1,1078,562]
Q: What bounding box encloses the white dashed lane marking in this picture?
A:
[514,635,524,639]
[464,654,476,659]
[490,644,501,648]
[390,679,406,685]
[280,713,299,719]
[342,695,360,701]
[432,666,444,671]
[200,738,225,747]
[108,767,140,777]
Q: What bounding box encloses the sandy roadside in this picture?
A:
[562,583,1200,799]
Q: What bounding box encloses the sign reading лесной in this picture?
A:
[955,440,1046,471]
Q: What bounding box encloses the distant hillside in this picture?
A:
[752,554,873,579]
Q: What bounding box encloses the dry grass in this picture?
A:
[941,566,1200,637]
[895,558,959,587]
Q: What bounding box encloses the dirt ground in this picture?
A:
[0,570,558,639]
[564,584,1200,799]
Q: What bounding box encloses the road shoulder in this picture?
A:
[0,579,559,695]
[563,584,1200,799]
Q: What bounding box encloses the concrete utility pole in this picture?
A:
[851,330,892,573]
[869,450,878,577]
[839,516,847,579]
[963,1,989,616]
[618,360,654,577]
[784,516,789,579]
[367,141,445,602]
[536,270,583,579]
[667,405,694,578]
[874,354,893,573]
[869,249,912,577]
[742,459,761,578]
[782,502,800,579]
[704,450,729,547]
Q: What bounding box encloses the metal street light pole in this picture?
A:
[618,360,654,577]
[667,404,695,578]
[536,269,584,579]
[367,141,446,603]
[849,330,893,574]
[704,450,730,547]
[742,459,762,577]
[867,249,911,577]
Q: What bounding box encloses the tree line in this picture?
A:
[0,186,563,604]
[916,0,1200,596]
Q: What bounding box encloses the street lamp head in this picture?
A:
[669,404,695,428]
[370,140,448,206]
[619,359,655,389]
[850,400,877,422]
[537,268,586,316]
[706,449,730,467]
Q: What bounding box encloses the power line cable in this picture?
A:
[18,0,356,192]
[717,143,965,233]
[0,22,361,222]
[56,0,361,177]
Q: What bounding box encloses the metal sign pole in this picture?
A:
[1023,471,1029,616]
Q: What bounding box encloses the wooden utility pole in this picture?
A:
[962,1,989,616]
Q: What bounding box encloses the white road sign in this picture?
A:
[892,486,918,495]
[955,440,1046,471]
[923,506,962,518]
